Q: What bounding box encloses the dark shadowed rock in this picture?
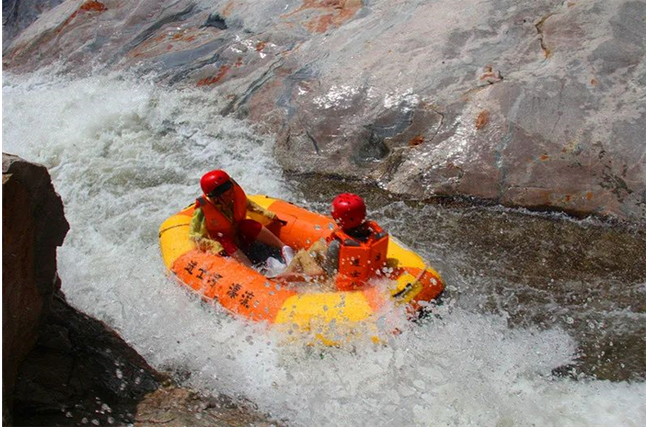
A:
[2,152,69,425]
[2,153,161,426]
[3,0,645,222]
[12,289,277,426]
[12,291,166,426]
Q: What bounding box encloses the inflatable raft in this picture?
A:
[159,195,444,343]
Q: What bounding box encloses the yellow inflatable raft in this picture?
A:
[159,195,444,343]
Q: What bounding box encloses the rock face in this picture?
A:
[3,0,645,222]
[2,153,70,424]
[11,293,278,426]
[2,0,65,50]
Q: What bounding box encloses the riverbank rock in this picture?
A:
[135,386,280,427]
[3,1,645,223]
[3,153,69,424]
[3,153,164,426]
[12,290,278,426]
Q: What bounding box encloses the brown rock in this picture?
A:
[135,386,280,427]
[2,153,69,425]
[475,110,489,130]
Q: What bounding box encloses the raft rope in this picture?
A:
[158,222,191,238]
[391,265,427,299]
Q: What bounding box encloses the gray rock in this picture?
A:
[3,0,645,222]
[2,0,65,51]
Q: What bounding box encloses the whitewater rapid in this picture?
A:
[3,71,645,426]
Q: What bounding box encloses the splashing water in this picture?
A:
[3,71,645,426]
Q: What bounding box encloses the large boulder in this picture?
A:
[2,153,69,424]
[2,153,165,425]
[3,0,645,222]
[11,289,276,426]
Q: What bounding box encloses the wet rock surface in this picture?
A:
[3,0,645,223]
[135,386,279,427]
[12,290,277,427]
[293,174,646,382]
[3,153,159,426]
[12,288,276,427]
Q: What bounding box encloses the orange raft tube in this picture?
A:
[159,195,444,343]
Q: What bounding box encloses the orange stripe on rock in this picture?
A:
[80,0,107,12]
[197,65,231,87]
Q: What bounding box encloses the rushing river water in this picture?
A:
[4,71,646,426]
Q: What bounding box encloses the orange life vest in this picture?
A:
[196,180,247,241]
[327,220,389,291]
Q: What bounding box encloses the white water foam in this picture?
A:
[3,71,645,426]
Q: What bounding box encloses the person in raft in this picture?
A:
[282,193,389,290]
[189,170,294,268]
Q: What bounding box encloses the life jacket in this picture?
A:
[327,220,389,291]
[196,180,247,241]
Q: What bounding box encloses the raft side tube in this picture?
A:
[159,213,195,269]
[275,292,374,325]
[274,292,381,346]
[248,195,334,249]
[172,250,298,322]
[268,200,335,249]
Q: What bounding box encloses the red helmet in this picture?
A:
[331,193,366,230]
[200,170,232,198]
